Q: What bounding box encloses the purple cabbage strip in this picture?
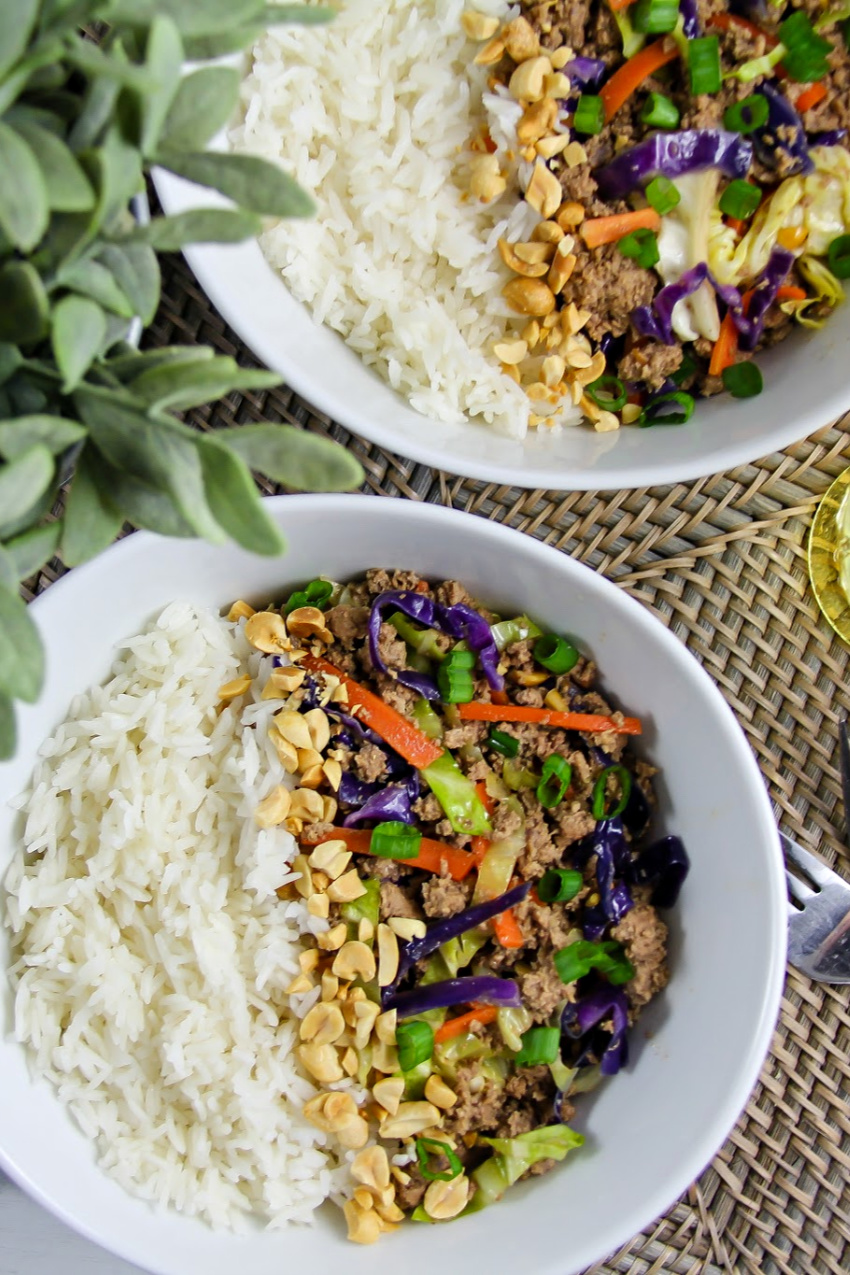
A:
[629,835,690,908]
[343,773,420,827]
[564,55,607,90]
[753,83,813,176]
[337,770,380,807]
[809,129,847,147]
[393,881,531,986]
[385,975,522,1018]
[633,263,714,345]
[738,246,794,350]
[580,818,634,940]
[325,704,408,779]
[562,986,630,1076]
[679,0,701,37]
[595,130,753,200]
[368,590,504,694]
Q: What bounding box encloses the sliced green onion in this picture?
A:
[415,1136,463,1182]
[591,764,633,821]
[687,35,721,95]
[618,227,660,269]
[538,867,584,904]
[586,374,628,412]
[645,175,681,216]
[638,390,695,427]
[515,1026,561,1067]
[729,44,786,84]
[488,727,519,758]
[398,1021,435,1071]
[670,346,699,386]
[445,648,476,670]
[284,579,333,614]
[722,94,770,134]
[640,91,680,129]
[573,94,605,135]
[370,821,423,859]
[534,633,580,674]
[554,938,635,985]
[631,0,679,32]
[719,179,761,220]
[827,233,850,280]
[722,361,763,398]
[437,659,475,703]
[536,754,572,809]
[778,12,832,80]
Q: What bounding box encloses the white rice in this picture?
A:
[4,603,354,1229]
[230,0,582,438]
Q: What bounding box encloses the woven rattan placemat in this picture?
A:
[27,251,850,1275]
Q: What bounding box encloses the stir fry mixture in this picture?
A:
[462,0,850,431]
[226,571,689,1243]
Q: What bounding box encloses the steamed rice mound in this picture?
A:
[4,603,350,1229]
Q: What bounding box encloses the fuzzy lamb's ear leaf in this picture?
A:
[0,262,50,344]
[0,581,45,704]
[61,444,123,566]
[158,66,241,151]
[104,344,216,381]
[96,242,160,326]
[125,208,263,251]
[155,151,315,218]
[128,355,280,412]
[0,0,40,81]
[0,121,49,252]
[0,343,22,387]
[52,294,107,392]
[0,446,55,541]
[56,257,135,317]
[11,120,96,212]
[196,436,286,557]
[0,546,16,591]
[3,521,62,581]
[0,414,86,460]
[0,693,15,761]
[220,424,364,492]
[138,14,183,156]
[107,0,265,37]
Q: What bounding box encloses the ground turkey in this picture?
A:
[611,901,669,1008]
[421,875,472,918]
[380,880,421,920]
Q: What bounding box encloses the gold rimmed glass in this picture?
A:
[808,468,850,645]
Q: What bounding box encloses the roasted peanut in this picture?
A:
[227,600,255,622]
[351,1144,391,1193]
[297,1042,343,1084]
[503,15,540,60]
[468,153,506,203]
[374,1008,397,1045]
[387,916,427,941]
[516,98,557,144]
[508,54,551,101]
[299,1002,345,1045]
[286,606,332,643]
[424,1175,470,1220]
[460,9,499,40]
[254,785,292,828]
[217,674,251,702]
[379,1101,442,1140]
[343,1199,381,1245]
[503,277,556,316]
[373,1076,405,1116]
[473,35,505,65]
[327,870,367,904]
[303,707,331,753]
[525,159,562,219]
[425,1074,459,1110]
[376,923,399,987]
[244,610,289,654]
[268,727,299,774]
[317,922,348,951]
[332,941,377,982]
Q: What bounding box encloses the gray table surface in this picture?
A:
[0,1170,143,1275]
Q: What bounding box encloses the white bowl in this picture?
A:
[0,496,786,1275]
[154,169,848,491]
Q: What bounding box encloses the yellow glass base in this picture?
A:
[808,468,850,645]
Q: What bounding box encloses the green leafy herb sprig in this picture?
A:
[0,0,362,760]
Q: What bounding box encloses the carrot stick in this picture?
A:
[709,310,738,377]
[776,285,808,302]
[304,826,477,881]
[726,216,747,236]
[795,82,827,113]
[457,702,642,736]
[434,1005,498,1044]
[608,0,638,9]
[599,39,679,121]
[492,908,525,949]
[580,207,661,250]
[300,654,443,769]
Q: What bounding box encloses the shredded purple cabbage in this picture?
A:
[753,83,813,176]
[679,0,701,37]
[633,264,716,345]
[596,130,753,200]
[809,129,848,147]
[343,773,420,827]
[385,975,522,1018]
[629,834,690,907]
[368,590,504,695]
[581,819,634,939]
[337,770,380,807]
[564,55,607,90]
[562,985,630,1076]
[393,882,531,986]
[325,704,408,779]
[738,246,794,350]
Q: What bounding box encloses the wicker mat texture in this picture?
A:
[27,251,850,1275]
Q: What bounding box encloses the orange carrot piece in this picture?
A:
[726,216,747,236]
[795,82,828,113]
[493,908,525,949]
[599,39,679,121]
[580,207,662,250]
[608,0,638,9]
[709,310,739,378]
[434,1005,498,1044]
[304,827,476,881]
[300,654,443,769]
[776,284,808,302]
[457,701,642,736]
[475,780,495,817]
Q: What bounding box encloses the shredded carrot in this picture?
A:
[709,310,739,377]
[777,225,808,251]
[492,908,525,949]
[434,1005,498,1044]
[304,827,477,881]
[599,39,679,121]
[608,0,638,9]
[299,654,443,769]
[457,702,642,735]
[776,284,808,302]
[475,780,495,817]
[795,81,828,113]
[726,216,748,237]
[490,689,510,705]
[581,207,661,250]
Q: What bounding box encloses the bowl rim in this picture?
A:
[0,495,788,1274]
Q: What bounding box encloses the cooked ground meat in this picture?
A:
[380,880,422,920]
[394,1166,428,1212]
[421,875,472,918]
[325,604,368,646]
[354,742,387,783]
[560,243,657,343]
[612,901,669,1008]
[520,961,568,1022]
[446,1063,505,1137]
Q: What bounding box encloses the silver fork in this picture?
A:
[783,718,850,984]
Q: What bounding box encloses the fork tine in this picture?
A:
[785,867,815,903]
[780,831,836,889]
[839,716,850,849]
